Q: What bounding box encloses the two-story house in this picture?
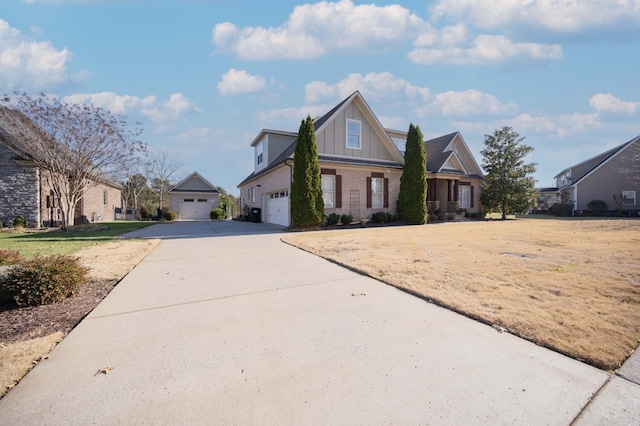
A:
[553,135,640,214]
[237,91,484,226]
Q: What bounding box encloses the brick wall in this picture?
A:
[0,143,40,227]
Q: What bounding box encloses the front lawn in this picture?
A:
[0,221,155,258]
[282,218,640,371]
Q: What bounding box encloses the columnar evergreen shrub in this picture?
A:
[3,255,89,307]
[290,115,324,227]
[397,124,428,224]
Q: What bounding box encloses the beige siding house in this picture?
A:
[554,135,640,214]
[238,91,484,226]
[168,172,221,220]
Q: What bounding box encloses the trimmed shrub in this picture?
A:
[326,213,340,226]
[0,249,23,266]
[340,214,353,225]
[587,200,608,216]
[370,212,392,223]
[164,210,177,221]
[13,215,27,228]
[549,203,573,217]
[210,208,225,220]
[2,255,88,307]
[139,205,152,220]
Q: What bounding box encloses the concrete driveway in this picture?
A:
[0,220,638,424]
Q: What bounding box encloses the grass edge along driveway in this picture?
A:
[281,218,640,371]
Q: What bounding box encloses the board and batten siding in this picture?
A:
[315,103,395,162]
[267,134,296,164]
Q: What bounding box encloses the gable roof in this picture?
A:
[238,91,404,187]
[169,171,220,194]
[555,135,640,187]
[424,132,484,178]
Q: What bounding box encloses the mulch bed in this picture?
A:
[0,279,115,345]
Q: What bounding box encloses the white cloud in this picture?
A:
[141,93,200,124]
[0,19,83,90]
[409,34,562,65]
[305,72,430,103]
[63,92,156,114]
[453,112,602,138]
[217,68,266,96]
[422,89,518,116]
[212,0,424,60]
[430,0,640,35]
[257,105,333,128]
[589,93,640,114]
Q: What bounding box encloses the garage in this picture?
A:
[179,199,212,220]
[266,191,289,226]
[168,172,221,220]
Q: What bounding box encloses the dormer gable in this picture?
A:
[250,129,297,172]
[441,152,468,174]
[312,91,404,165]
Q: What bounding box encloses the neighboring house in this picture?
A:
[168,171,220,220]
[423,132,484,213]
[553,135,640,213]
[237,91,484,226]
[0,121,123,228]
[532,187,561,212]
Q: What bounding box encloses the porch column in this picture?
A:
[447,179,452,202]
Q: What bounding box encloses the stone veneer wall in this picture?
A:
[0,144,40,227]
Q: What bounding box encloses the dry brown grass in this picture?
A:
[282,218,640,371]
[0,332,63,395]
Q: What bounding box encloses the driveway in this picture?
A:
[0,220,637,424]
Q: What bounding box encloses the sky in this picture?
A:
[1,0,639,194]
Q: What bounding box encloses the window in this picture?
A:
[459,185,471,209]
[623,191,636,205]
[322,175,336,208]
[197,199,207,202]
[346,119,361,149]
[103,190,108,206]
[256,142,264,165]
[250,187,256,203]
[184,199,194,202]
[371,177,384,208]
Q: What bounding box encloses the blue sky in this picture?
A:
[2,0,639,193]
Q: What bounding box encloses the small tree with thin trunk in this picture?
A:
[397,123,428,224]
[290,115,324,227]
[149,150,182,214]
[0,93,145,228]
[480,126,537,220]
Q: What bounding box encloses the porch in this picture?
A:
[427,178,475,213]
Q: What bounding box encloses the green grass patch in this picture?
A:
[0,221,155,258]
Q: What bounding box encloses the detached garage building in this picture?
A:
[169,172,220,220]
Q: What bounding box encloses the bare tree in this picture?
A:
[149,150,182,213]
[121,159,151,213]
[0,93,146,228]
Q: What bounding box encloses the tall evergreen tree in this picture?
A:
[397,123,428,224]
[480,126,537,220]
[290,115,324,227]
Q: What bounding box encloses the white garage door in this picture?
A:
[180,200,211,220]
[267,191,289,226]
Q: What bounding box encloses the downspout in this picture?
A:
[284,159,293,227]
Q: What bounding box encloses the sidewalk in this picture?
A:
[0,221,637,424]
